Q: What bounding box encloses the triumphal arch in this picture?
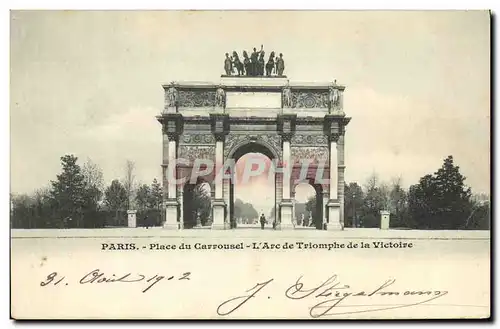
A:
[157,58,350,230]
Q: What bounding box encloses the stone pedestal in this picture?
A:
[163,199,179,229]
[212,199,227,230]
[380,210,391,230]
[127,210,137,228]
[279,200,294,230]
[326,201,342,230]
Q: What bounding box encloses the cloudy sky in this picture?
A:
[10,11,490,213]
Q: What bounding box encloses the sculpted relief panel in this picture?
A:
[181,133,215,145]
[291,91,329,108]
[291,146,329,165]
[177,90,216,107]
[291,134,328,146]
[178,145,216,163]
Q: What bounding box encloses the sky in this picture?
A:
[10,11,490,214]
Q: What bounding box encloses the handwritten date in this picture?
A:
[40,270,191,293]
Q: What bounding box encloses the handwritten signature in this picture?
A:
[217,275,448,318]
[40,270,191,293]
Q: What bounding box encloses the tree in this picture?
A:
[464,196,490,230]
[50,155,87,228]
[243,202,258,221]
[150,178,163,210]
[190,183,211,227]
[360,173,385,228]
[305,195,317,219]
[408,156,472,229]
[344,182,364,228]
[233,198,259,223]
[234,199,244,220]
[105,180,128,225]
[11,193,35,228]
[123,160,136,210]
[135,184,151,211]
[387,177,410,228]
[433,156,472,228]
[82,158,104,210]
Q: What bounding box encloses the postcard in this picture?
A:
[10,10,491,320]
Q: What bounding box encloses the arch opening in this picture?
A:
[293,180,325,230]
[183,180,212,229]
[229,142,277,229]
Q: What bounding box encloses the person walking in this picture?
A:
[259,213,266,230]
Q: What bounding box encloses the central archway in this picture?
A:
[227,141,279,229]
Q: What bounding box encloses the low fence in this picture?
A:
[10,209,163,229]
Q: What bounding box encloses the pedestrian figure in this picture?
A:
[260,213,266,230]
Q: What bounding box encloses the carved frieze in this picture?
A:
[291,134,328,146]
[180,133,215,145]
[177,90,216,107]
[291,91,329,108]
[178,145,216,163]
[291,146,329,165]
[224,133,282,160]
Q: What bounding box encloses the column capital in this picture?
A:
[323,115,350,142]
[277,114,297,141]
[157,113,184,141]
[210,113,230,142]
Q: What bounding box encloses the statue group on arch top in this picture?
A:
[224,45,285,77]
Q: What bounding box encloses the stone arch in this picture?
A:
[224,134,282,162]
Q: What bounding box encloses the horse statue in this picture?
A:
[231,51,244,76]
[258,51,265,76]
[243,51,251,76]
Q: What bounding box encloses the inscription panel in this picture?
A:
[226,92,281,109]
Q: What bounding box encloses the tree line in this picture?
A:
[10,155,164,229]
[343,156,489,229]
[270,156,489,230]
[11,154,490,230]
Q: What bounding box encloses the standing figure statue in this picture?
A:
[215,86,225,108]
[258,51,265,76]
[329,85,340,108]
[224,53,232,76]
[165,82,178,108]
[276,53,285,76]
[243,51,251,76]
[250,45,263,76]
[266,51,275,76]
[282,81,292,108]
[231,51,244,76]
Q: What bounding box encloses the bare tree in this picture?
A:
[123,160,136,210]
[82,158,105,208]
[82,158,105,191]
[34,186,51,204]
[378,182,391,210]
[364,172,379,192]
